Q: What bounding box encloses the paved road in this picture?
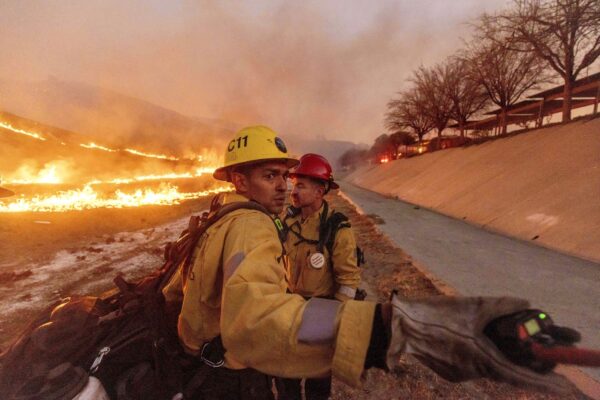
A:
[340,182,600,380]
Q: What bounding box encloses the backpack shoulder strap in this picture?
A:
[317,200,350,254]
[167,200,285,290]
[212,201,285,241]
[319,204,365,267]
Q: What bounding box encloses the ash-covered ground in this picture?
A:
[0,197,212,348]
[0,192,585,399]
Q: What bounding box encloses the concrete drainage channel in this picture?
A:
[338,184,600,399]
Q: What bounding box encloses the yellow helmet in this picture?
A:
[213,126,298,181]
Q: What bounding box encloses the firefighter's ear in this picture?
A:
[230,171,250,193]
[313,181,326,198]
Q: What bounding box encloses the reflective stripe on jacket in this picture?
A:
[162,192,374,386]
[285,203,361,301]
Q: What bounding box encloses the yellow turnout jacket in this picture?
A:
[284,203,361,301]
[162,193,374,386]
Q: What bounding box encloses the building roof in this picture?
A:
[528,72,600,99]
[484,99,542,115]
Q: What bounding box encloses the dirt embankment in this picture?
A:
[346,117,600,263]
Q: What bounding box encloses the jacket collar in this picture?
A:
[221,192,251,205]
[300,202,327,225]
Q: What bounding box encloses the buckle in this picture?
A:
[200,342,225,368]
[90,346,111,373]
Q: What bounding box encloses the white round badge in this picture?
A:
[309,252,325,269]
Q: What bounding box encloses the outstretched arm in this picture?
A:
[220,212,375,386]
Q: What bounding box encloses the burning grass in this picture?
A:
[0,112,225,212]
[0,182,229,212]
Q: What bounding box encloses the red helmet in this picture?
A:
[290,153,339,190]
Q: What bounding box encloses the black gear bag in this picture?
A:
[0,199,277,400]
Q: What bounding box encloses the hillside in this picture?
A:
[346,117,600,263]
[0,78,359,167]
[0,111,202,185]
[0,77,233,157]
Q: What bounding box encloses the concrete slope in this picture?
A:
[346,117,600,262]
[340,182,600,384]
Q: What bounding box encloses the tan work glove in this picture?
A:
[386,294,575,395]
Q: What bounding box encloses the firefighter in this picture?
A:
[277,153,361,400]
[162,125,573,400]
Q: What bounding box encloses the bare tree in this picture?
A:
[463,31,546,134]
[487,0,600,122]
[443,58,489,137]
[385,88,434,143]
[411,65,454,148]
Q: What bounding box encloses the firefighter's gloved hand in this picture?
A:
[386,294,575,395]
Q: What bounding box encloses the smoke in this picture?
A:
[0,0,509,145]
[10,160,74,184]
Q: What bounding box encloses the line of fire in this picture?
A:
[0,112,229,212]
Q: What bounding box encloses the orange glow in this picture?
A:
[0,184,230,213]
[6,163,64,185]
[1,118,223,212]
[80,142,117,152]
[1,163,222,212]
[0,121,46,141]
[195,167,216,176]
[124,148,179,161]
[380,156,389,163]
[5,161,218,187]
[87,168,216,185]
[81,142,180,160]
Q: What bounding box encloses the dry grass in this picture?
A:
[327,192,587,400]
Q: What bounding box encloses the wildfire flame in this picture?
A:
[0,121,46,141]
[0,184,230,213]
[3,121,184,161]
[80,142,180,160]
[1,118,227,213]
[124,148,179,161]
[80,142,117,152]
[86,168,215,186]
[6,164,64,185]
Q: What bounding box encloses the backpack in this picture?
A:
[0,199,279,400]
[285,200,364,266]
[284,201,367,300]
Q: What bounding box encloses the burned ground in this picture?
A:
[0,197,212,348]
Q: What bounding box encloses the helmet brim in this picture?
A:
[213,157,299,182]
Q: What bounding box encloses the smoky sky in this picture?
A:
[0,0,509,143]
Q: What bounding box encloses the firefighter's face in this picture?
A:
[290,176,324,209]
[233,161,289,214]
